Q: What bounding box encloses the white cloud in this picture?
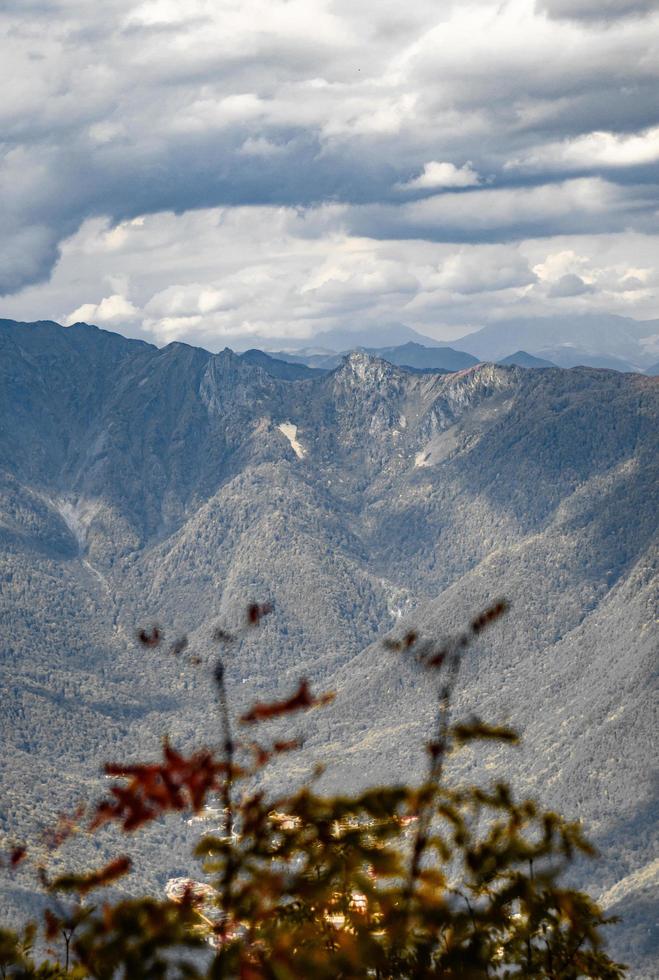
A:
[397,161,481,191]
[532,247,657,295]
[533,250,593,282]
[65,294,139,325]
[432,247,536,294]
[508,126,659,172]
[0,208,638,352]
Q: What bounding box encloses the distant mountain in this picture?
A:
[645,361,659,376]
[538,348,641,373]
[453,314,659,371]
[307,322,443,352]
[268,349,343,369]
[270,341,476,373]
[498,350,557,368]
[364,341,477,371]
[274,314,659,375]
[1,318,657,975]
[238,348,325,380]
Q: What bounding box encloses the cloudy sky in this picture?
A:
[1,0,658,350]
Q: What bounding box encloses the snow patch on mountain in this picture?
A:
[278,422,306,459]
[55,497,101,551]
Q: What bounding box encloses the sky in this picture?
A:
[1,0,658,350]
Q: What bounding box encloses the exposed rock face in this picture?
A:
[0,318,657,974]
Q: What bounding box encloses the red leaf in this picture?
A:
[240,680,334,725]
[246,602,273,626]
[426,650,446,669]
[79,855,132,893]
[44,909,60,940]
[91,746,229,831]
[471,600,509,634]
[137,625,162,647]
[9,846,27,868]
[42,806,85,851]
[248,738,301,768]
[50,856,133,895]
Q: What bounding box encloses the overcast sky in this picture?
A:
[1,0,658,349]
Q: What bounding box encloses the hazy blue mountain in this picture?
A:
[498,350,556,368]
[536,348,641,373]
[269,341,476,372]
[645,361,659,376]
[267,348,344,368]
[363,341,477,371]
[304,322,443,351]
[1,318,657,975]
[273,313,659,375]
[238,348,326,380]
[453,314,659,370]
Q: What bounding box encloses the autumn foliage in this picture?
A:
[0,601,626,978]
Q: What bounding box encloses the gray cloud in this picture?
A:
[548,273,593,297]
[0,223,61,295]
[537,0,657,24]
[350,179,659,243]
[0,0,658,343]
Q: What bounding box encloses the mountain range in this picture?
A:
[269,341,478,373]
[449,313,659,373]
[268,313,659,376]
[0,318,657,976]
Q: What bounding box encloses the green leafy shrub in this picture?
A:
[1,602,626,978]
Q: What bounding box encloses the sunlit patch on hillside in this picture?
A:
[277,422,306,459]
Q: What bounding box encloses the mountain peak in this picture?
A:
[312,322,442,351]
[338,349,401,381]
[452,313,658,370]
[498,350,557,369]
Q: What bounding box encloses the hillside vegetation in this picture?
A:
[0,319,657,974]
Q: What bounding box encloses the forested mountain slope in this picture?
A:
[0,318,657,975]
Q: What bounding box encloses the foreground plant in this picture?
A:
[1,602,625,978]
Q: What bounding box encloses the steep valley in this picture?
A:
[0,319,657,975]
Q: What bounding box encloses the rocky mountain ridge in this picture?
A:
[0,318,657,975]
